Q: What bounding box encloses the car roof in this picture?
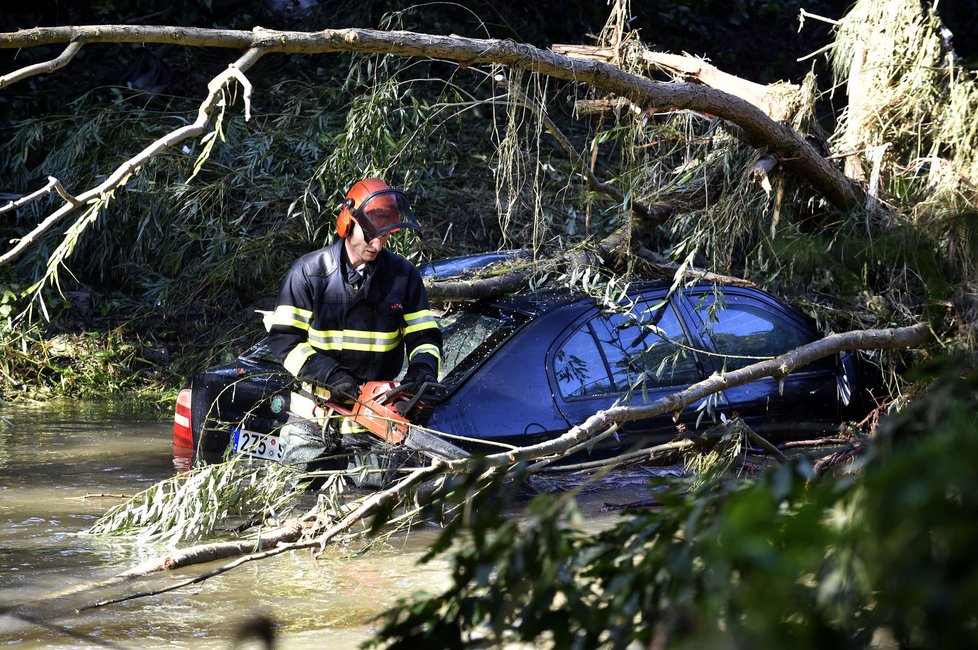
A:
[483,278,676,317]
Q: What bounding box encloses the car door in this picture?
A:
[678,287,840,434]
[547,291,718,449]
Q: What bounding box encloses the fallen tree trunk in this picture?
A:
[553,45,802,122]
[0,25,865,272]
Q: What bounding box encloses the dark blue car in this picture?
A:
[173,268,879,466]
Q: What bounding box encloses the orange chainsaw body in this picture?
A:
[329,380,410,444]
[319,380,468,460]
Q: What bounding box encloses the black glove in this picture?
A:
[400,363,436,393]
[325,367,361,402]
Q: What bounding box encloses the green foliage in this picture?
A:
[0,306,171,401]
[89,456,308,546]
[372,355,978,649]
[846,355,978,648]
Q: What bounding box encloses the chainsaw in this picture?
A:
[322,380,469,462]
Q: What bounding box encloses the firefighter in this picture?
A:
[267,177,442,473]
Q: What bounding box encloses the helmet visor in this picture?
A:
[353,190,418,240]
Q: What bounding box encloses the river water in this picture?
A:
[0,400,665,648]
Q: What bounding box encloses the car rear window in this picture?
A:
[690,291,833,372]
[240,339,277,363]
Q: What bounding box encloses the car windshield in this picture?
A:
[241,307,516,384]
[437,308,514,382]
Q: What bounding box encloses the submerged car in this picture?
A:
[173,264,881,467]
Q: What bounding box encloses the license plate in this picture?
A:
[232,427,282,462]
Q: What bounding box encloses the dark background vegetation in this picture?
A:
[0,0,974,399]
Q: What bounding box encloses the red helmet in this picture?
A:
[336,178,418,239]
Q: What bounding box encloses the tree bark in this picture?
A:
[553,45,802,122]
[635,51,801,122]
[426,269,532,301]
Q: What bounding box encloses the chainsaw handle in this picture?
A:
[379,380,447,405]
[379,382,412,405]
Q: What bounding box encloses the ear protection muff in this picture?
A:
[336,198,356,238]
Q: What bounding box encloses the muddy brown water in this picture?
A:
[0,400,671,648]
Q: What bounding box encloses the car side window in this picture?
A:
[553,326,614,397]
[554,299,700,399]
[692,292,831,372]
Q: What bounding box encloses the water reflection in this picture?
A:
[0,401,455,648]
[0,400,665,648]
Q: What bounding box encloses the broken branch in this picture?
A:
[0,47,266,268]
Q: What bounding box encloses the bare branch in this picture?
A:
[749,155,780,195]
[0,176,78,216]
[0,41,82,90]
[425,269,531,301]
[635,247,757,287]
[745,430,789,462]
[51,177,80,206]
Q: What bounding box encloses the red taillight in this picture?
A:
[173,388,193,449]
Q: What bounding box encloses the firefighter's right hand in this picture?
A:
[325,368,360,402]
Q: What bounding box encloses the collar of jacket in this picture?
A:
[323,238,389,303]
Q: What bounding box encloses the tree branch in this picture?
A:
[0,47,266,268]
[0,40,82,89]
[0,176,79,216]
[425,269,531,301]
[0,25,864,211]
[635,247,757,287]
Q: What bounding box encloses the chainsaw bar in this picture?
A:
[403,426,469,461]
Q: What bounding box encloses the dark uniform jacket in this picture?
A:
[267,239,441,400]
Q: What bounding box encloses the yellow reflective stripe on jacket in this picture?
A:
[339,417,367,435]
[307,327,402,353]
[409,343,442,374]
[283,342,316,375]
[403,309,438,334]
[302,381,332,399]
[290,387,366,434]
[271,304,313,330]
